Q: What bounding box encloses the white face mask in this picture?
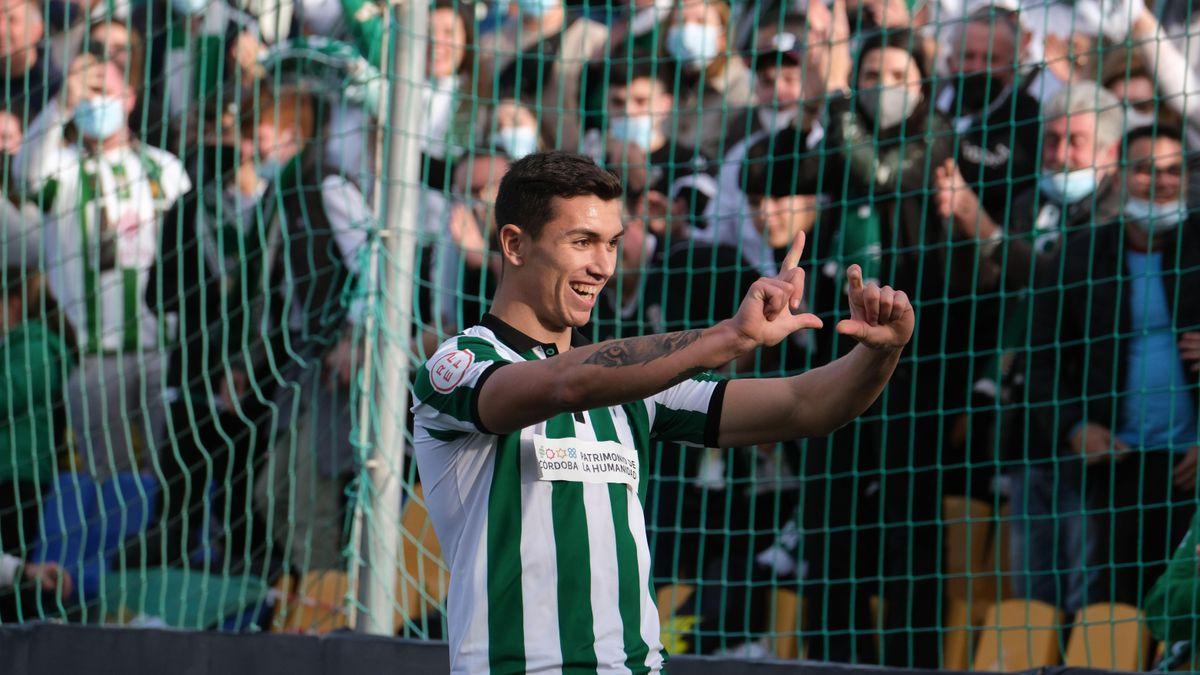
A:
[757,107,799,132]
[494,125,539,160]
[858,86,922,129]
[667,23,720,68]
[1124,197,1188,234]
[171,0,207,16]
[1040,167,1098,205]
[609,114,656,150]
[73,96,127,140]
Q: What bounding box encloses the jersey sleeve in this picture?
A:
[412,336,512,435]
[645,372,728,448]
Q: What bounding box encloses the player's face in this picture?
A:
[523,195,624,329]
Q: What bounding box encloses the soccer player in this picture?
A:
[411,152,914,673]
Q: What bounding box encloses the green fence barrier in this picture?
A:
[0,0,1197,670]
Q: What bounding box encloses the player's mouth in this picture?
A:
[569,282,600,304]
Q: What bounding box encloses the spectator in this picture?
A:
[937,81,1124,614]
[1027,123,1198,612]
[0,271,71,557]
[479,0,608,151]
[1100,48,1186,131]
[0,554,72,622]
[483,95,544,161]
[0,0,62,123]
[589,57,714,209]
[148,82,361,574]
[131,0,270,150]
[936,7,1043,223]
[20,54,189,480]
[936,81,1123,296]
[585,139,651,343]
[659,0,754,159]
[714,27,820,271]
[421,0,478,193]
[434,149,511,334]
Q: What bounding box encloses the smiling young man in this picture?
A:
[411,152,914,674]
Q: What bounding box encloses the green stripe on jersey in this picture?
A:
[487,431,526,673]
[651,403,708,446]
[546,412,599,672]
[590,406,654,673]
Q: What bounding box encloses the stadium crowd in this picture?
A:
[0,0,1197,667]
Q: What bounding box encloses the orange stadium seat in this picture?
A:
[943,496,999,670]
[973,599,1065,671]
[1064,603,1153,671]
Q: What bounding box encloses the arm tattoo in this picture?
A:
[583,330,703,376]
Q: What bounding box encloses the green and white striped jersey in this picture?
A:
[412,314,727,675]
[21,110,191,353]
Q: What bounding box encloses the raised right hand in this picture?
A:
[727,230,824,351]
[64,54,106,110]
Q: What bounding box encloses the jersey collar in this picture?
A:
[480,313,591,356]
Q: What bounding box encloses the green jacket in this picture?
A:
[0,321,69,485]
[1146,509,1200,645]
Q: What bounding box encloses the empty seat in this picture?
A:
[973,599,1065,672]
[1064,603,1153,671]
[769,588,803,660]
[270,570,349,634]
[943,496,998,670]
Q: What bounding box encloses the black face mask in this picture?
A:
[951,71,1002,113]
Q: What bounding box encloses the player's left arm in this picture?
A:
[716,264,914,448]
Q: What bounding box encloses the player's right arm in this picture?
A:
[474,235,824,435]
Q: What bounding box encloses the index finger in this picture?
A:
[779,229,807,273]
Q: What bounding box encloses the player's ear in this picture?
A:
[498,223,526,267]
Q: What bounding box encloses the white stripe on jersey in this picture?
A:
[610,405,667,671]
[518,425,565,673]
[577,413,634,674]
[450,446,496,675]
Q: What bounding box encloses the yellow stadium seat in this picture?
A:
[973,599,1065,671]
[769,588,803,660]
[943,496,998,670]
[271,570,350,634]
[1064,603,1153,671]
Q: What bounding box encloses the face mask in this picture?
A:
[1124,197,1188,234]
[858,86,922,130]
[667,23,720,68]
[170,0,207,16]
[757,107,798,133]
[1040,167,1097,205]
[494,125,539,160]
[610,114,655,150]
[73,97,126,141]
[516,0,559,19]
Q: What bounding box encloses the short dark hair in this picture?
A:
[608,56,674,98]
[742,128,815,199]
[494,151,623,238]
[1122,123,1187,161]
